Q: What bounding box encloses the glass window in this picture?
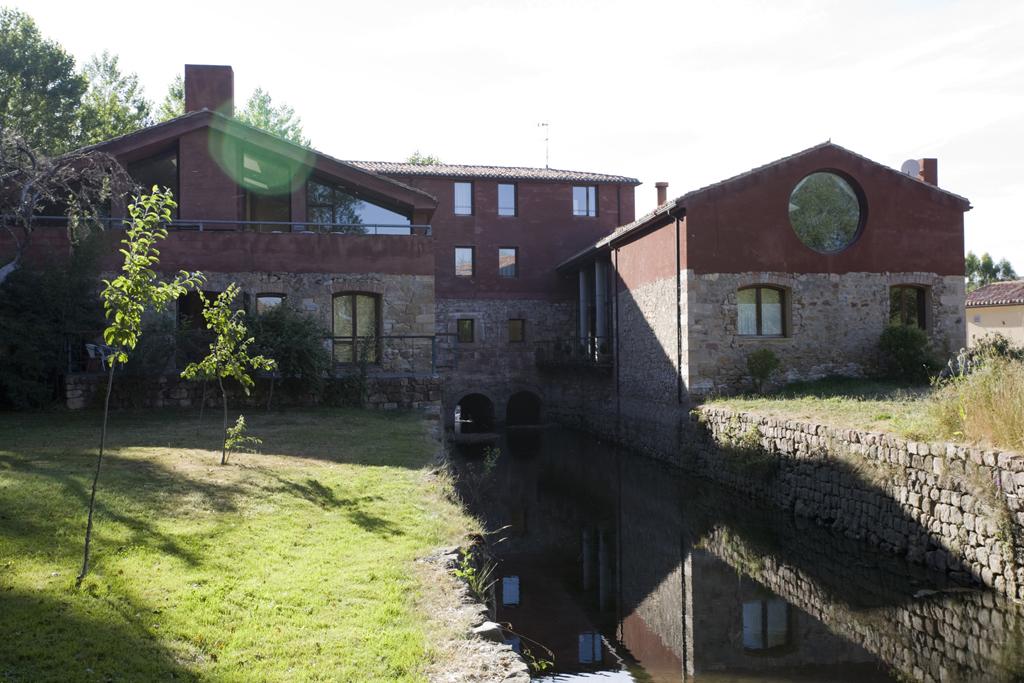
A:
[498,247,518,278]
[255,294,285,315]
[455,247,474,277]
[307,179,411,233]
[578,632,602,664]
[498,183,517,216]
[454,182,473,215]
[742,599,790,650]
[332,293,379,363]
[572,185,597,217]
[127,146,179,217]
[789,172,863,253]
[457,318,475,343]
[508,319,525,343]
[890,286,927,329]
[738,286,786,337]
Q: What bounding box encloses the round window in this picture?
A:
[788,172,863,253]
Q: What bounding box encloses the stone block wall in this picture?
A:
[684,271,965,394]
[694,407,1024,598]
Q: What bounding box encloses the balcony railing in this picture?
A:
[33,216,431,236]
[535,335,614,369]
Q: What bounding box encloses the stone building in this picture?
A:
[9,64,970,424]
[553,143,970,443]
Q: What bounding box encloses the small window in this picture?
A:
[127,146,179,217]
[455,247,475,277]
[738,286,786,337]
[498,247,518,278]
[742,599,790,650]
[457,319,475,343]
[508,319,525,343]
[578,632,602,664]
[572,185,597,217]
[501,576,520,606]
[333,292,379,363]
[498,183,517,216]
[255,294,285,315]
[454,182,473,215]
[890,286,927,329]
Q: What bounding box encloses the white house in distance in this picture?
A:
[966,281,1024,347]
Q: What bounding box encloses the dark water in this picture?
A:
[450,427,1024,683]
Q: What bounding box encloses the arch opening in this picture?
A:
[455,393,495,434]
[506,391,542,426]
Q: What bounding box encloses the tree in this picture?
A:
[0,8,86,153]
[237,88,309,146]
[250,304,331,408]
[181,284,276,465]
[406,150,442,165]
[156,73,185,122]
[0,127,131,284]
[966,251,1017,292]
[77,51,152,145]
[78,188,204,587]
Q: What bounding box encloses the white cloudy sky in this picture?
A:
[21,0,1024,267]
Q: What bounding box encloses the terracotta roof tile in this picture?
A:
[346,161,640,185]
[966,280,1024,307]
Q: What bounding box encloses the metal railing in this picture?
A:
[33,215,431,236]
[535,335,614,368]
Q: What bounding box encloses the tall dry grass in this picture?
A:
[931,357,1024,452]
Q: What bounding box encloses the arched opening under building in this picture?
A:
[455,394,495,434]
[506,391,542,426]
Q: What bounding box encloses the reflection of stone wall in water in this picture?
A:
[701,526,1024,683]
[695,408,1024,600]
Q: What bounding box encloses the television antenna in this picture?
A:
[538,122,549,168]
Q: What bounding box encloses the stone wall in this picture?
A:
[436,297,571,425]
[684,271,965,394]
[65,372,442,413]
[694,407,1024,598]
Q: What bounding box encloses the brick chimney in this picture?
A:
[918,158,938,186]
[184,64,234,116]
[655,181,669,206]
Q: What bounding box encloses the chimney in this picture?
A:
[918,158,938,186]
[655,181,669,206]
[184,64,234,116]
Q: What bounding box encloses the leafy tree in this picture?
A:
[78,188,204,586]
[966,251,1017,292]
[878,324,937,383]
[0,127,131,284]
[250,304,331,408]
[237,88,309,146]
[406,150,442,165]
[181,284,276,465]
[156,73,184,121]
[77,51,151,145]
[746,348,780,394]
[0,8,86,153]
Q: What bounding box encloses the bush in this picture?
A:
[0,245,102,409]
[931,356,1024,451]
[878,324,937,382]
[746,348,780,394]
[250,305,331,405]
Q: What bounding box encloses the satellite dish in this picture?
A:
[900,159,920,176]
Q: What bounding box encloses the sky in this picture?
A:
[19,0,1024,267]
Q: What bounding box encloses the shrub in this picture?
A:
[878,324,937,382]
[931,356,1024,451]
[250,304,331,405]
[746,348,780,394]
[0,243,102,408]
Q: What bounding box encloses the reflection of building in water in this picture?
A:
[459,429,1024,683]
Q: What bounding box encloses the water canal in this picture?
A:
[450,427,1024,683]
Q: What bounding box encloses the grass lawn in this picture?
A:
[702,377,941,440]
[0,408,475,682]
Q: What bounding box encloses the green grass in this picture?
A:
[703,376,940,441]
[0,408,474,682]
